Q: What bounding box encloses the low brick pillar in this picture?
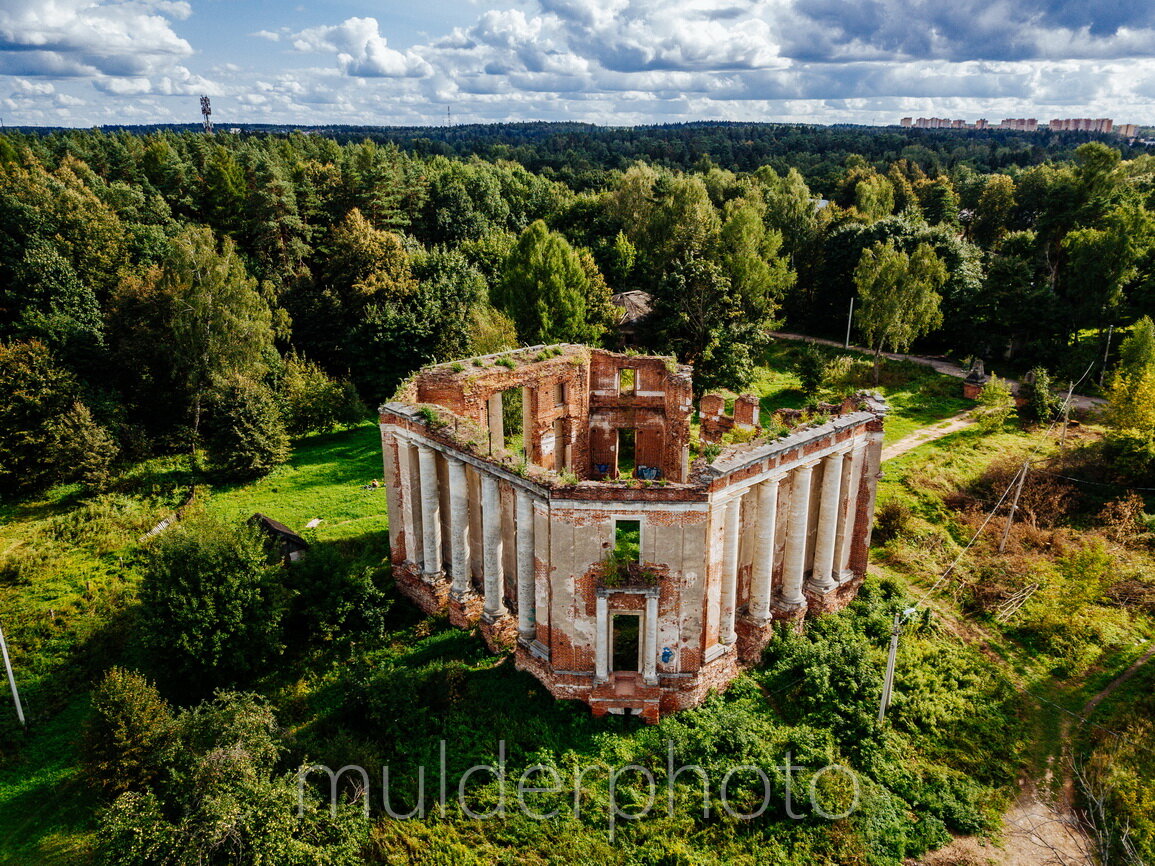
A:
[804,574,864,616]
[735,613,775,664]
[699,393,727,443]
[733,394,761,428]
[393,563,451,617]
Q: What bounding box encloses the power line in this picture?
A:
[929,358,1098,593]
[1026,464,1155,493]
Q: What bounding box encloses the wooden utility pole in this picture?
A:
[0,620,25,727]
[845,296,855,349]
[998,460,1029,553]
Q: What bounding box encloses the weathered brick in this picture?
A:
[379,347,887,723]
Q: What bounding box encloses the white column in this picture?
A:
[834,442,866,581]
[416,444,442,576]
[810,452,845,593]
[515,487,536,639]
[643,593,658,683]
[395,437,417,565]
[487,393,504,453]
[595,595,609,681]
[381,429,402,556]
[781,463,814,606]
[719,496,742,644]
[749,477,780,623]
[446,456,471,595]
[533,501,550,645]
[481,473,507,618]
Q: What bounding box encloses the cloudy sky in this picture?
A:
[2,0,1155,128]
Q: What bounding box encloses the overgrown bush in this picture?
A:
[973,375,1016,432]
[138,516,287,696]
[94,691,367,865]
[1020,366,1062,423]
[794,343,828,398]
[277,354,367,436]
[874,499,914,543]
[83,667,174,797]
[205,380,290,480]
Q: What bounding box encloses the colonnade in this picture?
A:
[717,440,868,643]
[395,436,538,635]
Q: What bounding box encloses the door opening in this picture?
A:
[617,428,636,478]
[612,613,641,672]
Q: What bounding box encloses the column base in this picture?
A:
[803,573,864,615]
[805,575,838,596]
[735,612,777,664]
[447,588,484,629]
[478,612,519,653]
[771,598,808,633]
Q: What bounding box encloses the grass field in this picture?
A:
[208,423,389,543]
[742,341,972,445]
[0,422,391,864]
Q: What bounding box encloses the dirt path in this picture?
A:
[1081,644,1155,717]
[770,331,1106,412]
[881,411,975,462]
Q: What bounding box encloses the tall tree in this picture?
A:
[972,174,1016,247]
[854,240,947,381]
[495,220,604,345]
[161,226,275,443]
[718,200,795,316]
[652,253,767,392]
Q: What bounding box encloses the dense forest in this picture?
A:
[0,123,1154,864]
[0,123,1153,493]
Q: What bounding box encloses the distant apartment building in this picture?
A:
[899,115,1138,137]
[1048,118,1114,133]
[998,118,1038,131]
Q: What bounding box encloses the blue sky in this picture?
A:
[2,0,1155,128]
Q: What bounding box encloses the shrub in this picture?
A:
[83,667,174,797]
[277,354,367,436]
[973,374,1016,432]
[1020,366,1062,423]
[94,691,367,866]
[284,546,391,646]
[205,380,290,480]
[138,516,286,696]
[794,344,828,398]
[874,499,914,543]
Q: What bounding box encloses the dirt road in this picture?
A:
[770,331,1106,412]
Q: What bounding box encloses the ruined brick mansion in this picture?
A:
[379,345,886,722]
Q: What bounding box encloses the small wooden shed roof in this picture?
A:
[248,513,309,555]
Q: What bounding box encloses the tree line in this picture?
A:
[0,127,1152,495]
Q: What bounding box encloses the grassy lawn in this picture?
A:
[0,422,392,864]
[737,341,972,446]
[208,423,389,543]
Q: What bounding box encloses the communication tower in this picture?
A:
[200,96,213,134]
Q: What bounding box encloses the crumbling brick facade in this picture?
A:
[380,345,886,722]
